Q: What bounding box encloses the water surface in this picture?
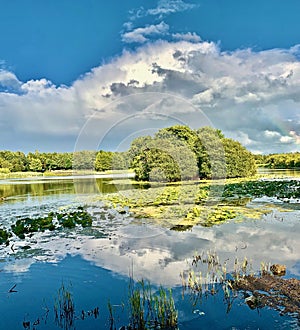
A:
[0,173,299,329]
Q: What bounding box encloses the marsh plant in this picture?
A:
[181,250,300,319]
[127,278,178,330]
[54,283,75,330]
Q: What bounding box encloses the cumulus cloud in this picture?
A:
[121,22,169,43]
[2,39,300,152]
[0,70,23,94]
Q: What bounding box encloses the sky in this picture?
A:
[1,0,300,154]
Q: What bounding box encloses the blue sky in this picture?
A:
[1,0,300,153]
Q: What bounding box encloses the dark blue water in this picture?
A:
[0,255,298,330]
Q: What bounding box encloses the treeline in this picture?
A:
[0,150,129,173]
[255,152,300,169]
[0,125,257,180]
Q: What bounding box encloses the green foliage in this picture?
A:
[223,138,257,178]
[128,279,178,329]
[129,125,256,181]
[95,150,113,171]
[11,215,56,239]
[73,150,97,170]
[222,179,300,200]
[10,207,93,239]
[185,206,237,227]
[0,227,12,245]
[130,133,199,182]
[264,152,300,169]
[196,127,226,179]
[0,150,27,172]
[28,157,43,172]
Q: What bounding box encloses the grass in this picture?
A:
[127,278,178,330]
[54,283,75,330]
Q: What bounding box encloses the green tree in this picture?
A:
[131,135,198,182]
[223,138,256,177]
[28,158,43,172]
[73,151,97,170]
[95,151,113,171]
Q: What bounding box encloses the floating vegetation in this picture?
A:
[222,179,300,201]
[97,177,298,229]
[127,278,178,330]
[185,206,237,226]
[0,207,94,243]
[0,226,12,245]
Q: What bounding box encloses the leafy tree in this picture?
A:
[95,150,113,171]
[264,152,300,169]
[28,158,43,172]
[130,125,256,181]
[223,138,256,177]
[196,127,226,179]
[131,135,198,182]
[72,151,97,170]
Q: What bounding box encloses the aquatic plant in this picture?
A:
[54,283,75,330]
[10,207,93,239]
[182,250,300,319]
[222,179,300,200]
[127,278,178,329]
[99,176,299,229]
[0,226,12,245]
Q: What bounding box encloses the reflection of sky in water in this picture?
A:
[0,176,299,284]
[0,177,300,329]
[1,205,299,286]
[0,254,296,330]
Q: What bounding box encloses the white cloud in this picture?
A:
[147,0,197,17]
[2,39,300,152]
[128,0,197,21]
[264,130,281,138]
[280,135,294,144]
[0,69,22,93]
[172,32,201,43]
[122,22,169,43]
[289,130,300,144]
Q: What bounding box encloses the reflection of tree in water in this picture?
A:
[0,181,75,200]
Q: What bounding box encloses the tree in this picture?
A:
[72,151,97,170]
[130,125,256,181]
[95,151,113,172]
[196,127,226,179]
[131,135,198,182]
[223,138,256,177]
[29,158,43,172]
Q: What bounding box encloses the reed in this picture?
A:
[127,278,178,329]
[54,283,75,330]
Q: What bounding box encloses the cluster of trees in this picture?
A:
[128,125,256,181]
[261,153,300,169]
[0,125,258,181]
[0,150,129,174]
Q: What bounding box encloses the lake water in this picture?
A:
[0,173,299,329]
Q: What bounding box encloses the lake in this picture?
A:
[0,173,299,329]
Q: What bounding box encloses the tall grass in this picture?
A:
[54,283,75,330]
[128,278,178,329]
